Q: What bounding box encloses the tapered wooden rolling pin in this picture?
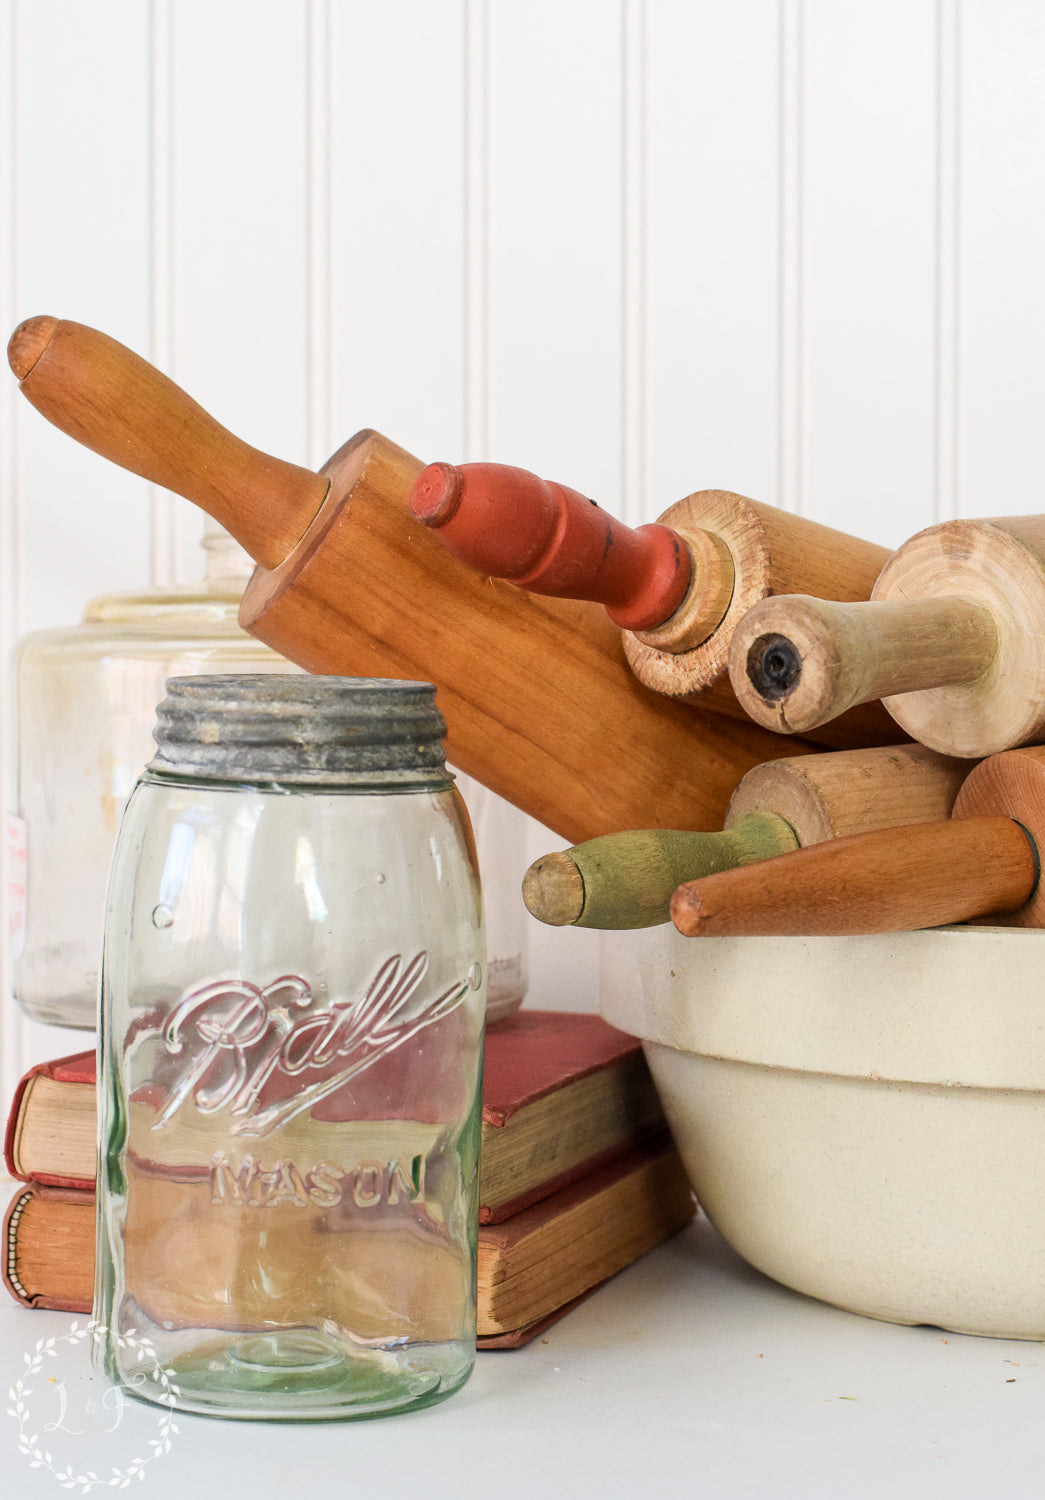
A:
[410,461,899,750]
[523,743,968,928]
[670,744,1045,937]
[8,315,818,844]
[728,516,1045,758]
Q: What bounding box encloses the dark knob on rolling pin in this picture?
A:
[410,460,723,637]
[670,745,1045,937]
[728,515,1045,759]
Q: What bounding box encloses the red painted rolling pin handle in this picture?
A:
[410,460,692,633]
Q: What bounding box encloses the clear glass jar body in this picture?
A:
[96,766,485,1420]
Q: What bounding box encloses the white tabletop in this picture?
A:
[1,1213,1041,1500]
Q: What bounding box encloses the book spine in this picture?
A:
[2,1186,94,1314]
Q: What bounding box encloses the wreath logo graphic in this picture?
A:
[7,1320,179,1492]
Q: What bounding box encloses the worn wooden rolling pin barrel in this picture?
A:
[728,516,1045,758]
[670,745,1045,937]
[410,460,899,750]
[523,743,968,928]
[7,315,817,844]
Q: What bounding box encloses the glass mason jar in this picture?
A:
[95,675,486,1421]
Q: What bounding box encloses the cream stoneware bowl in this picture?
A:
[599,925,1045,1340]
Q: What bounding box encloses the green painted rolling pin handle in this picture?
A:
[521,814,800,929]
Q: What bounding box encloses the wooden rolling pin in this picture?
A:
[728,516,1045,758]
[410,460,899,750]
[523,743,968,928]
[7,315,819,845]
[670,744,1045,937]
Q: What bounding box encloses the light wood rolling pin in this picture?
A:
[523,743,968,928]
[669,744,1045,937]
[7,315,820,845]
[410,460,900,751]
[728,515,1045,758]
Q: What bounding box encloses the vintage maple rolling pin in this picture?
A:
[523,743,968,928]
[8,315,817,844]
[410,460,899,751]
[728,515,1045,758]
[669,744,1045,937]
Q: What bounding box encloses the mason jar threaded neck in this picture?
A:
[149,674,451,787]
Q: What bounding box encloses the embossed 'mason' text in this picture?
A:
[210,1151,426,1210]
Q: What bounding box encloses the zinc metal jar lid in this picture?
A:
[149,674,452,787]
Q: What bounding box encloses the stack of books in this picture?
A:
[3,1010,695,1348]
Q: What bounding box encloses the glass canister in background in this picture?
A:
[10,522,296,1029]
[9,519,527,1029]
[451,771,528,1023]
[95,675,486,1420]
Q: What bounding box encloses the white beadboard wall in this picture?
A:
[2,0,1044,1108]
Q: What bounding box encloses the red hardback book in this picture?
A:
[3,1182,97,1313]
[479,1010,666,1222]
[4,1049,97,1190]
[3,1012,666,1225]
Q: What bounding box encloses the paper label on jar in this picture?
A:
[6,812,27,958]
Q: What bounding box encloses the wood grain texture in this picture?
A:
[623,488,900,750]
[7,316,821,846]
[673,742,1045,937]
[240,431,819,844]
[524,742,969,930]
[724,742,971,846]
[10,318,328,570]
[951,745,1045,929]
[874,517,1045,757]
[728,517,1045,758]
[727,592,999,736]
[670,816,1035,937]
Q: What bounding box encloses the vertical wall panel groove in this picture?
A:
[621,0,649,526]
[5,1,156,1094]
[959,0,1045,518]
[646,2,781,511]
[934,0,962,524]
[803,1,936,544]
[778,0,806,518]
[148,0,176,582]
[465,0,492,460]
[485,2,624,502]
[1,0,25,1100]
[307,0,333,469]
[328,4,466,463]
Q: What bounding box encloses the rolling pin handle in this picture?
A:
[411,461,464,527]
[411,460,694,633]
[8,315,329,571]
[8,316,60,381]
